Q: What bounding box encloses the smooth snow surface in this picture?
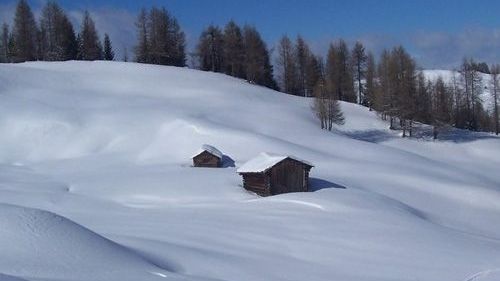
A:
[0,61,499,281]
[237,152,313,173]
[0,204,178,281]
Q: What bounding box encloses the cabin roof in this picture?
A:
[192,144,223,159]
[237,152,313,174]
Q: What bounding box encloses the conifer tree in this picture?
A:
[415,71,432,124]
[392,46,417,137]
[134,8,149,63]
[123,46,128,62]
[7,32,16,61]
[491,64,500,135]
[59,16,77,60]
[276,35,298,95]
[325,44,338,97]
[133,7,185,66]
[365,52,376,110]
[460,58,483,131]
[304,54,322,97]
[222,20,245,78]
[196,25,224,72]
[148,7,170,65]
[77,11,103,61]
[40,1,60,60]
[337,40,355,102]
[295,35,312,96]
[351,41,367,105]
[325,40,355,102]
[169,18,186,66]
[374,49,391,119]
[242,25,277,89]
[430,76,453,139]
[0,23,9,63]
[39,1,77,61]
[12,0,39,62]
[103,33,114,61]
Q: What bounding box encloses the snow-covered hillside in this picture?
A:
[422,69,495,110]
[0,61,499,281]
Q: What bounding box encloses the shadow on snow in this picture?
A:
[309,177,347,192]
[342,127,498,144]
[221,155,236,168]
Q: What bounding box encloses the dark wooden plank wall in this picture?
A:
[242,173,271,196]
[269,159,307,195]
[193,151,221,168]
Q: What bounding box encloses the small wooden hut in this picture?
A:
[192,144,223,168]
[237,153,313,196]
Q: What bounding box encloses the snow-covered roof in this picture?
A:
[237,152,313,173]
[193,144,223,159]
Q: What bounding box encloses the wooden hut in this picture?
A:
[192,144,223,168]
[237,153,314,196]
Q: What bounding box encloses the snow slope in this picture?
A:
[0,204,181,281]
[0,61,499,281]
[422,69,495,110]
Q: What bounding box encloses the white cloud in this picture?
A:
[68,8,136,60]
[411,28,500,68]
[0,2,136,60]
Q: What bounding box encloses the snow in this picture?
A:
[192,144,223,159]
[237,152,313,173]
[422,69,495,110]
[0,204,177,281]
[0,61,499,281]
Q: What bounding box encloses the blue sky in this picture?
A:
[2,0,500,68]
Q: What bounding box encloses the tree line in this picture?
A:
[1,0,498,136]
[368,51,499,137]
[0,0,114,63]
[274,34,499,136]
[193,21,277,89]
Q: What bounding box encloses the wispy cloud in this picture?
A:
[0,3,135,60]
[304,27,500,69]
[411,28,500,68]
[68,8,136,60]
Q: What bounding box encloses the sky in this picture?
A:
[2,0,500,69]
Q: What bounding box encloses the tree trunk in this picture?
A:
[495,92,499,135]
[357,63,362,104]
[402,119,406,138]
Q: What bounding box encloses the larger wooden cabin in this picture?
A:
[237,153,314,196]
[192,144,223,168]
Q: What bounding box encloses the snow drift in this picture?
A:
[0,203,181,281]
[0,61,499,281]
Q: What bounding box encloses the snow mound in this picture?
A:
[0,204,174,281]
